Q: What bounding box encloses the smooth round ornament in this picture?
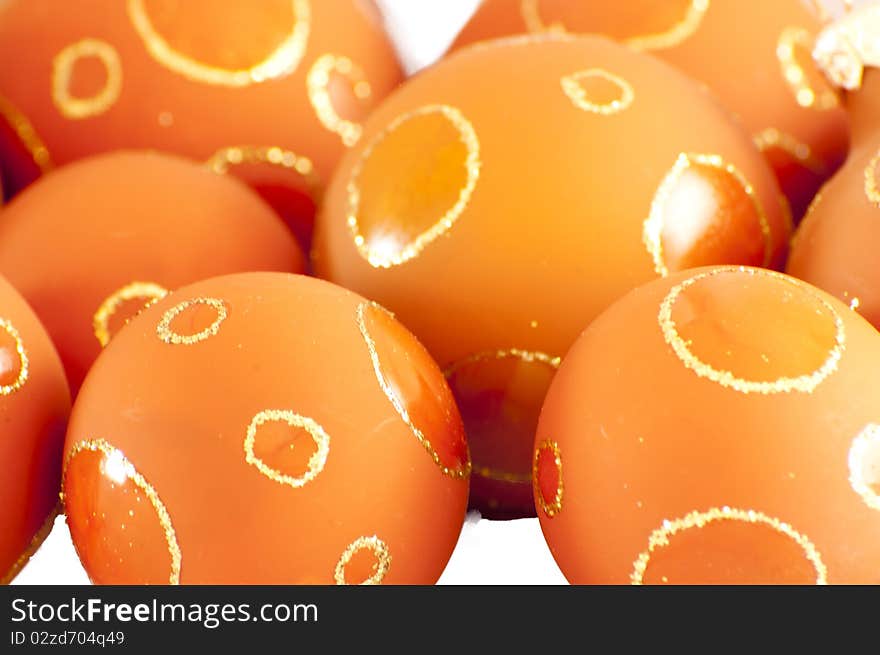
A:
[0,0,403,246]
[787,132,880,330]
[535,266,880,584]
[451,0,850,219]
[62,272,470,584]
[0,151,304,393]
[0,275,71,584]
[315,35,789,519]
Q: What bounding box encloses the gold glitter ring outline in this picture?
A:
[533,439,563,518]
[0,504,59,585]
[865,148,880,206]
[156,297,228,345]
[307,54,372,147]
[849,424,880,512]
[658,266,846,395]
[0,317,29,395]
[347,104,482,269]
[127,0,311,87]
[520,0,709,51]
[630,506,827,585]
[643,153,773,278]
[62,438,182,585]
[205,146,320,197]
[778,26,840,110]
[753,128,828,176]
[357,301,471,479]
[94,281,169,347]
[334,535,391,585]
[0,95,53,173]
[51,39,123,120]
[244,410,330,489]
[561,69,635,115]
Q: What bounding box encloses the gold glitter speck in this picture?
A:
[307,54,371,147]
[631,506,827,585]
[334,535,391,585]
[0,317,29,395]
[533,439,563,518]
[244,410,330,489]
[94,281,168,347]
[156,297,227,345]
[561,69,634,116]
[849,424,880,512]
[52,39,123,120]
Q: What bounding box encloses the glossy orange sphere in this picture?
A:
[535,266,880,584]
[0,0,403,246]
[314,36,789,519]
[451,0,850,219]
[62,272,470,584]
[787,133,880,329]
[0,275,70,584]
[0,151,304,393]
[847,69,880,144]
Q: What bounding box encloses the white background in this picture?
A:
[12,0,568,586]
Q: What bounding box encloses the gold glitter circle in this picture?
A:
[127,0,311,87]
[0,317,29,396]
[51,39,123,120]
[753,128,828,176]
[643,153,773,277]
[520,0,709,51]
[849,424,880,512]
[63,438,182,585]
[630,506,827,585]
[777,26,840,110]
[94,281,169,347]
[560,68,634,115]
[347,104,482,269]
[357,302,471,480]
[658,267,845,395]
[156,297,228,345]
[533,439,564,518]
[334,535,391,585]
[865,148,880,206]
[307,54,371,147]
[244,410,330,489]
[205,145,320,198]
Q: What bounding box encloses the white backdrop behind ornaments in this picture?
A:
[10,0,862,587]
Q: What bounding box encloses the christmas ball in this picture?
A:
[787,132,880,329]
[535,266,880,584]
[0,275,70,584]
[451,0,850,219]
[0,151,304,393]
[0,0,403,246]
[62,273,470,584]
[314,35,790,519]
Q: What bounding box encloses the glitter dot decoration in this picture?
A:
[62,273,469,584]
[788,133,880,332]
[0,276,71,584]
[0,0,403,246]
[315,35,788,518]
[449,0,849,220]
[0,151,305,393]
[535,266,880,583]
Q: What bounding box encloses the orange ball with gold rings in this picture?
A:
[450,0,850,220]
[0,275,71,584]
[534,266,880,584]
[62,272,470,584]
[787,131,880,330]
[314,35,790,519]
[0,151,305,394]
[0,0,403,247]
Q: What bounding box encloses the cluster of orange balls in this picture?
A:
[1,0,879,586]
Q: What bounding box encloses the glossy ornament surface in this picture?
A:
[535,266,880,584]
[0,276,71,584]
[451,0,850,219]
[0,0,403,246]
[0,151,304,393]
[787,132,880,329]
[62,273,470,584]
[314,36,789,518]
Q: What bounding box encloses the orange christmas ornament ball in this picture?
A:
[62,272,470,584]
[0,151,305,394]
[535,266,880,584]
[787,132,880,330]
[451,0,850,220]
[0,275,71,584]
[314,35,789,519]
[0,0,404,246]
